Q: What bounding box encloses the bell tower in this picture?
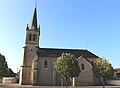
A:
[19,6,40,85]
[25,7,40,46]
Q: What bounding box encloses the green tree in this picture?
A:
[92,58,114,88]
[0,53,15,78]
[7,68,16,77]
[55,53,80,88]
[0,53,8,78]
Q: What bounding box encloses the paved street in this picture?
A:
[0,83,120,88]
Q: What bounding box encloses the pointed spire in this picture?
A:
[30,6,37,29]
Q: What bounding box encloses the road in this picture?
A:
[0,83,120,88]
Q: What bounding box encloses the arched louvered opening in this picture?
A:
[29,34,32,41]
[33,34,36,41]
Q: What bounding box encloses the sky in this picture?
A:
[0,0,120,72]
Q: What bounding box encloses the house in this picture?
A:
[114,68,120,79]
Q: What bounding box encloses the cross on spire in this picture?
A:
[35,0,37,8]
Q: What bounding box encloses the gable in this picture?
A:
[78,57,92,68]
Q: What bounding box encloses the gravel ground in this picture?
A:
[0,83,120,88]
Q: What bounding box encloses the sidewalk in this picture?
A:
[0,83,120,88]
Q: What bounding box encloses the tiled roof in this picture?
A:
[115,68,120,72]
[38,48,99,58]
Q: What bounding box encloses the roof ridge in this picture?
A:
[38,47,99,58]
[40,47,87,51]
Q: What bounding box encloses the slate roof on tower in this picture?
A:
[30,7,37,29]
[38,48,99,58]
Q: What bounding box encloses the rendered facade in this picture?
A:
[114,68,120,79]
[19,6,99,86]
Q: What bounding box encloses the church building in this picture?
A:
[19,6,99,86]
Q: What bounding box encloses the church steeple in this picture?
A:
[19,4,40,85]
[25,5,40,46]
[30,7,37,29]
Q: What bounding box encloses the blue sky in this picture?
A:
[0,0,120,72]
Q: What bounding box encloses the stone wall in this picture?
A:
[38,56,57,85]
[106,80,120,86]
[75,57,93,85]
[3,77,16,84]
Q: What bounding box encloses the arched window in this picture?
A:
[34,70,37,83]
[44,60,48,68]
[33,34,36,41]
[29,34,31,41]
[81,63,85,70]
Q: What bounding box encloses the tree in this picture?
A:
[7,68,16,77]
[0,53,15,78]
[92,58,114,88]
[55,53,80,88]
[0,53,8,78]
